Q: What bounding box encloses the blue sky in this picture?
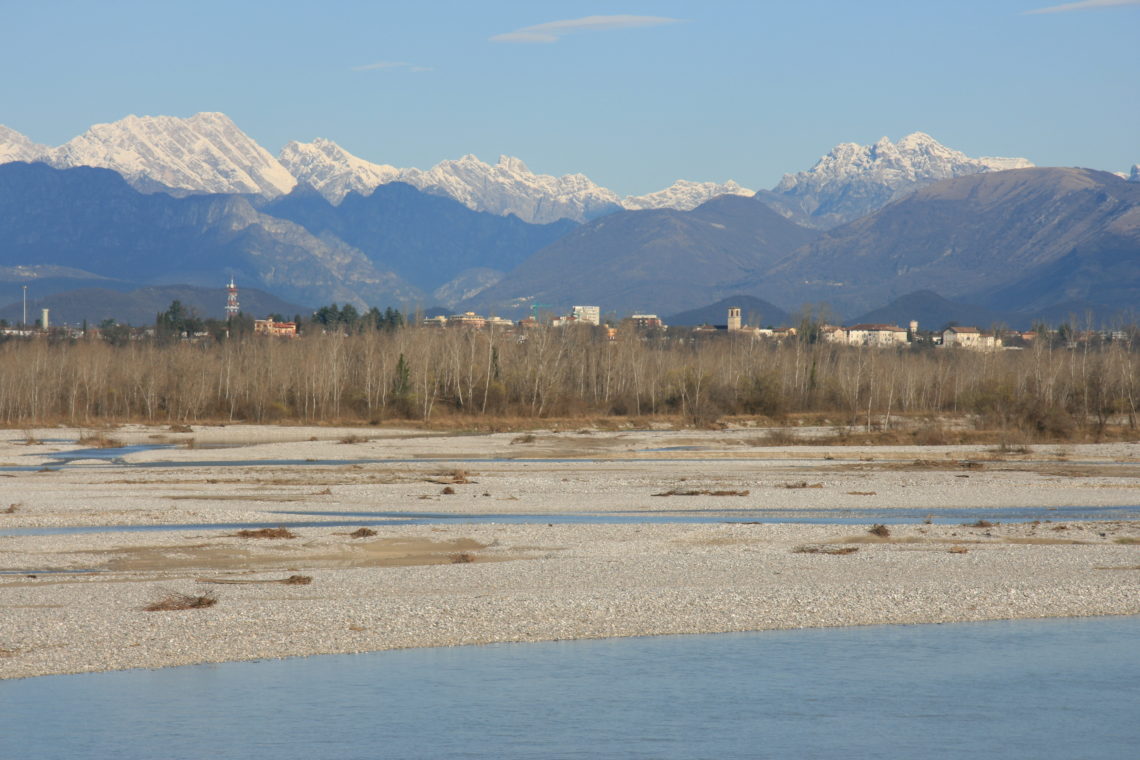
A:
[1,0,1137,195]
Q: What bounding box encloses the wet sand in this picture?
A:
[2,425,1138,679]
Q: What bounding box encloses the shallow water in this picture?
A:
[2,503,1137,537]
[2,616,1136,759]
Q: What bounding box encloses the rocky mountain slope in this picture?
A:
[0,162,413,309]
[466,195,819,317]
[264,182,576,299]
[760,167,1140,317]
[755,132,1033,228]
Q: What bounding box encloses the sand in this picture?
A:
[1,424,1138,679]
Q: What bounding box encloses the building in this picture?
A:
[845,323,908,347]
[941,326,1001,350]
[571,305,601,326]
[447,312,486,329]
[630,314,664,330]
[727,307,742,332]
[253,319,298,337]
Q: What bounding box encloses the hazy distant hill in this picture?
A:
[264,182,577,297]
[848,290,1019,331]
[468,195,818,317]
[761,168,1140,318]
[665,295,793,328]
[0,284,308,326]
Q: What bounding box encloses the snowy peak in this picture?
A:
[46,112,296,197]
[397,153,623,224]
[623,179,754,211]
[767,132,1034,227]
[0,125,48,164]
[279,138,399,203]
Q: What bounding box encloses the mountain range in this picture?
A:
[0,112,1135,328]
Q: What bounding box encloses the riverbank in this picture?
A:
[2,426,1138,679]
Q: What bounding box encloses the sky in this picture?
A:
[1,0,1137,196]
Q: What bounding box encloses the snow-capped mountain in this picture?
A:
[623,179,753,211]
[279,139,751,221]
[45,113,296,197]
[757,132,1034,228]
[0,125,48,163]
[397,154,623,224]
[279,138,400,202]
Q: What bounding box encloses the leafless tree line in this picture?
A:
[0,328,1136,438]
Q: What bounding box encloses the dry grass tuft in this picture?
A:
[233,527,297,539]
[965,520,997,528]
[3,503,19,514]
[450,552,476,563]
[168,423,193,433]
[1115,537,1139,545]
[868,524,891,538]
[783,481,824,489]
[449,469,473,484]
[349,527,378,538]
[144,590,217,611]
[511,433,537,444]
[313,487,333,495]
[948,545,969,554]
[847,491,877,496]
[441,486,456,495]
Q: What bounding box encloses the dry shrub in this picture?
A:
[22,431,42,445]
[78,432,124,449]
[868,524,891,537]
[511,433,537,444]
[144,590,217,611]
[3,503,19,514]
[783,481,823,489]
[450,552,475,563]
[912,425,950,446]
[168,424,193,433]
[654,489,749,497]
[339,434,368,444]
[965,520,997,528]
[1115,537,1139,545]
[948,546,969,554]
[234,527,296,539]
[847,491,876,496]
[283,575,312,585]
[794,545,859,555]
[449,469,473,484]
[441,486,456,495]
[314,487,333,495]
[349,527,378,538]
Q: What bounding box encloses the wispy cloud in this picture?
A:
[490,15,680,44]
[1024,0,1140,14]
[352,61,432,72]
